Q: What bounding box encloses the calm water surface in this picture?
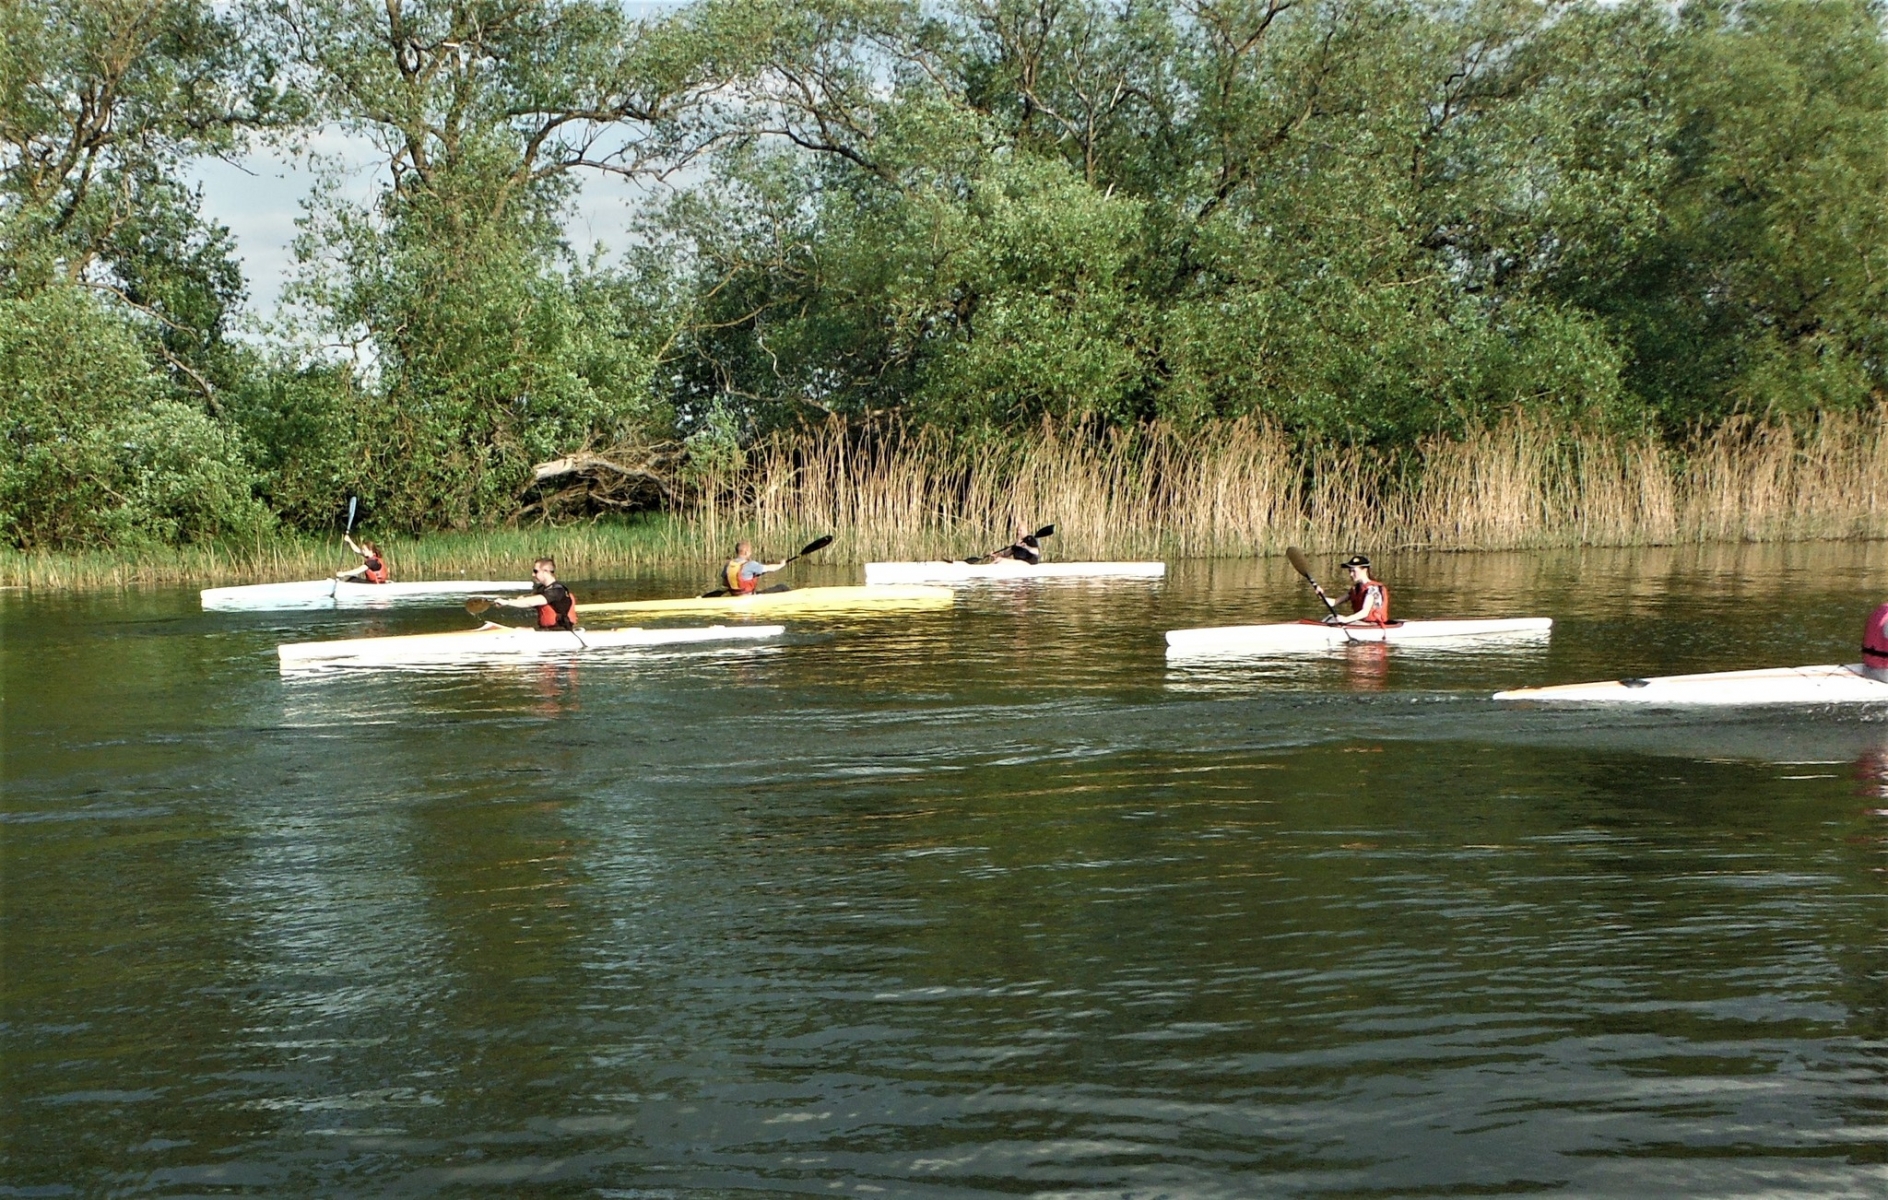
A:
[3,544,1885,1197]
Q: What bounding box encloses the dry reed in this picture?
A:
[7,409,1883,590]
[685,408,1888,560]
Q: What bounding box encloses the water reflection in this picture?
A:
[3,541,1886,1196]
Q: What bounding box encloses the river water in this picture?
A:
[3,543,1885,1197]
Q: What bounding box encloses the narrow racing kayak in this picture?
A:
[278,621,784,669]
[864,561,1165,585]
[1166,617,1553,658]
[1494,663,1888,705]
[204,578,530,612]
[581,584,952,618]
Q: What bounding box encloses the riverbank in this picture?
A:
[0,517,699,590]
[7,410,1885,590]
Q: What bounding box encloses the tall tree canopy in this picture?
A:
[3,0,1885,547]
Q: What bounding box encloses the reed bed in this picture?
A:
[7,409,1883,590]
[686,408,1888,560]
[0,516,697,590]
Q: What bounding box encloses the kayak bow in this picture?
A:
[205,578,530,612]
[278,622,784,669]
[1495,663,1888,705]
[864,561,1165,585]
[1166,617,1552,657]
[582,584,952,618]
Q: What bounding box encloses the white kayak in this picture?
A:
[278,621,783,669]
[204,578,530,612]
[864,560,1166,585]
[1166,617,1553,657]
[1495,663,1888,705]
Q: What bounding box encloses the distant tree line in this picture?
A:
[3,0,1885,547]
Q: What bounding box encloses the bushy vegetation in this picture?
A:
[3,0,1885,550]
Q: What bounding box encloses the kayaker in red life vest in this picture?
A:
[488,558,579,630]
[1863,600,1888,681]
[723,541,787,594]
[335,534,389,584]
[989,525,1042,565]
[1316,554,1392,626]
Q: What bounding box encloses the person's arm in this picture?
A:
[493,592,549,609]
[335,563,367,580]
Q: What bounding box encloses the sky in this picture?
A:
[186,135,656,327]
[186,1,684,327]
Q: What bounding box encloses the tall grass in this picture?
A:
[687,408,1888,560]
[8,409,1884,590]
[0,515,698,590]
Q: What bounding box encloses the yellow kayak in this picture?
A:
[582,584,953,618]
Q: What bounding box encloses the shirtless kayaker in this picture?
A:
[487,558,578,630]
[723,542,788,594]
[1864,600,1888,681]
[1314,555,1391,626]
[335,534,389,584]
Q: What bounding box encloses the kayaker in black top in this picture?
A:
[989,526,1042,566]
[488,557,579,630]
[335,534,389,584]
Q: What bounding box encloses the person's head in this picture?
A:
[1340,554,1371,582]
[532,557,557,582]
[734,541,753,560]
[361,541,378,556]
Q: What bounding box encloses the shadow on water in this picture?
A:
[2,542,1885,1196]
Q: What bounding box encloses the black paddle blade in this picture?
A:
[1034,524,1055,539]
[1285,546,1315,579]
[797,534,834,558]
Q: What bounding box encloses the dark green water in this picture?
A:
[4,544,1885,1197]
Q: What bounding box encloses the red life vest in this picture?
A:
[1864,601,1888,667]
[362,555,388,585]
[725,560,758,594]
[535,582,577,630]
[1346,580,1391,625]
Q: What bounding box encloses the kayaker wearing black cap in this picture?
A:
[335,534,389,584]
[989,525,1042,565]
[1864,600,1888,681]
[487,557,579,630]
[1314,555,1391,626]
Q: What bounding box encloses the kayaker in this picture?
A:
[335,534,389,584]
[723,541,787,594]
[989,525,1042,565]
[487,558,579,630]
[1864,600,1888,681]
[1318,554,1391,626]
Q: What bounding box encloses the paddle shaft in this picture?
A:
[1285,547,1355,641]
[332,497,360,597]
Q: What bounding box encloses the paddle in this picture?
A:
[1285,546,1355,641]
[331,496,358,597]
[463,593,587,649]
[966,523,1055,565]
[699,534,834,598]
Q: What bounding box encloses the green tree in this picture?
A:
[259,0,725,528]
